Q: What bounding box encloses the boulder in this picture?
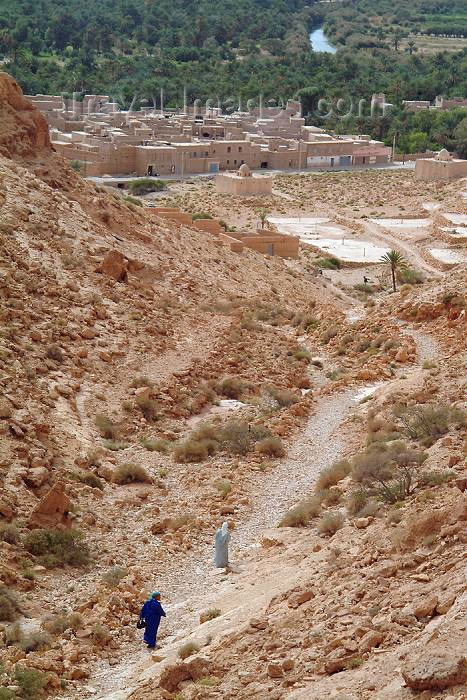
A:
[25,467,50,488]
[267,663,284,678]
[402,653,467,690]
[100,250,128,282]
[412,593,438,620]
[359,630,384,652]
[287,590,313,609]
[159,657,212,692]
[29,481,72,528]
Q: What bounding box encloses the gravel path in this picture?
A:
[234,388,360,550]
[402,326,441,363]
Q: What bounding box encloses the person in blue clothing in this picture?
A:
[139,591,166,649]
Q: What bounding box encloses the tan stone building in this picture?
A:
[415,149,467,181]
[215,164,272,195]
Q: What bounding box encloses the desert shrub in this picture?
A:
[123,195,143,207]
[221,421,271,455]
[92,624,111,644]
[317,488,342,506]
[103,439,129,451]
[192,212,213,220]
[419,469,455,486]
[45,344,64,362]
[178,641,199,660]
[0,690,15,700]
[43,612,83,635]
[13,666,47,699]
[356,339,371,353]
[317,512,345,535]
[197,676,220,687]
[279,497,321,527]
[346,489,368,516]
[0,523,21,545]
[199,608,221,624]
[0,586,22,621]
[168,513,194,531]
[135,396,158,421]
[293,346,311,362]
[255,436,285,457]
[291,312,318,330]
[326,368,346,381]
[315,460,351,491]
[398,267,424,285]
[382,338,399,351]
[351,441,428,503]
[392,509,446,551]
[23,529,90,568]
[387,508,403,524]
[113,463,151,484]
[173,439,209,463]
[5,621,22,645]
[366,430,402,444]
[354,283,375,294]
[266,386,299,407]
[102,566,128,588]
[395,404,465,446]
[322,327,339,344]
[20,630,51,653]
[214,479,232,497]
[95,414,118,439]
[315,257,341,270]
[130,376,154,388]
[216,377,248,399]
[141,437,170,453]
[74,471,104,490]
[128,178,165,195]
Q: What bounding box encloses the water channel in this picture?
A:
[309,25,337,53]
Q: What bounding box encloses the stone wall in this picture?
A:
[215,173,272,195]
[415,158,467,181]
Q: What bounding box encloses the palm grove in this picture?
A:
[0,0,466,155]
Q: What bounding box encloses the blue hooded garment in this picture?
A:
[140,598,166,647]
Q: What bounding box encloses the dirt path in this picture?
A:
[72,320,441,700]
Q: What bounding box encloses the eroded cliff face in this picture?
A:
[0,72,51,158]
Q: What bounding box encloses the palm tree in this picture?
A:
[405,40,418,55]
[392,31,403,51]
[380,250,407,292]
[259,209,268,229]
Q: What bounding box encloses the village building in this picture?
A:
[415,149,467,181]
[215,163,272,195]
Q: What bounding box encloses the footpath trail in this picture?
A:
[79,320,440,700]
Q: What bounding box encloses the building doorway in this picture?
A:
[147,165,153,176]
[261,161,268,168]
[266,243,274,255]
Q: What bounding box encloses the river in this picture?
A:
[309,25,337,53]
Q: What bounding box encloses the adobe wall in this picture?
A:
[192,219,223,235]
[156,211,193,225]
[215,173,272,195]
[415,158,467,181]
[240,234,299,259]
[218,233,244,252]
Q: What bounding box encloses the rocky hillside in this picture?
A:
[0,74,465,700]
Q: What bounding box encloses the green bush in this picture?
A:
[0,585,23,621]
[192,212,213,220]
[14,666,47,699]
[396,404,466,446]
[113,463,151,484]
[23,529,90,568]
[315,257,341,270]
[173,439,210,463]
[266,386,299,407]
[214,479,232,497]
[140,437,170,452]
[128,178,165,195]
[216,376,248,399]
[398,267,424,285]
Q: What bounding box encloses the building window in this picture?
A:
[238,146,242,152]
[227,160,230,164]
[234,160,237,165]
[227,146,231,153]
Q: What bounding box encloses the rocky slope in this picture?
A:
[0,74,465,700]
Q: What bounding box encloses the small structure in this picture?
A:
[415,149,467,182]
[215,163,273,195]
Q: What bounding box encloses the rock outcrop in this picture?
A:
[0,72,51,158]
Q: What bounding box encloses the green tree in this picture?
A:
[380,250,407,292]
